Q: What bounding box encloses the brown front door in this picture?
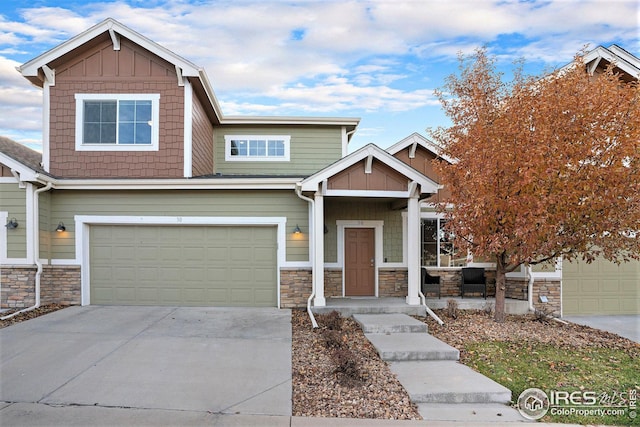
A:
[344,228,375,296]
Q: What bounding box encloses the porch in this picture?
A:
[311,297,530,318]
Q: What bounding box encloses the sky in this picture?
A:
[0,0,638,153]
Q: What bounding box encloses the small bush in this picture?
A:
[321,329,344,349]
[446,299,459,319]
[331,347,361,385]
[317,310,344,330]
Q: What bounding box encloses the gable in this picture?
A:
[55,37,177,81]
[328,158,408,192]
[300,143,441,195]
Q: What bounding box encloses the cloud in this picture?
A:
[0,0,638,148]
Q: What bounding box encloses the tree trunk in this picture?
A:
[494,253,507,323]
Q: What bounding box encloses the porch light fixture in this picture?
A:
[56,222,66,233]
[539,295,548,303]
[293,224,302,234]
[5,217,18,229]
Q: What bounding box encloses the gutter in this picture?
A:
[295,183,318,328]
[1,182,53,320]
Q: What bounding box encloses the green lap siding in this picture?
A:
[214,125,344,176]
[48,189,309,262]
[1,183,27,259]
[90,225,277,306]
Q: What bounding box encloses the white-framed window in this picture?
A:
[224,135,290,161]
[75,94,160,151]
[421,214,466,268]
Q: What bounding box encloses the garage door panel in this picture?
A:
[563,258,639,315]
[90,225,277,306]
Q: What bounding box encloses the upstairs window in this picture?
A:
[75,94,160,151]
[225,135,290,161]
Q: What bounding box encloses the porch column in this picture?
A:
[406,192,421,305]
[313,191,326,306]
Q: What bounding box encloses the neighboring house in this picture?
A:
[1,20,637,316]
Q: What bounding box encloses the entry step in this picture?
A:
[390,361,512,404]
[353,313,428,333]
[365,332,459,361]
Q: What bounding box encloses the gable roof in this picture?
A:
[582,44,640,79]
[386,132,454,164]
[0,137,47,181]
[18,18,359,134]
[300,143,441,194]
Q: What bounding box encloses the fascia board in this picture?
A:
[219,115,360,128]
[581,46,640,79]
[46,177,302,190]
[19,18,200,78]
[300,144,441,193]
[0,153,41,182]
[386,132,455,164]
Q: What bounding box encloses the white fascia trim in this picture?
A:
[583,46,640,78]
[75,215,287,307]
[219,116,360,127]
[19,18,200,78]
[336,220,384,297]
[0,177,19,183]
[324,189,411,198]
[301,144,441,194]
[183,79,193,178]
[386,132,455,164]
[49,178,301,190]
[0,154,41,183]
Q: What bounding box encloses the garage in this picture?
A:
[89,225,277,306]
[563,257,639,315]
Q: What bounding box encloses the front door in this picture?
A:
[344,228,375,296]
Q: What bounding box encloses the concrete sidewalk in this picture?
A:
[0,306,292,421]
[563,315,639,343]
[0,404,584,427]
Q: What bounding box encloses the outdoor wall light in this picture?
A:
[539,295,549,303]
[293,224,302,234]
[56,222,66,233]
[5,217,18,229]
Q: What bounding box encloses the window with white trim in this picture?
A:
[224,135,290,161]
[421,217,466,267]
[75,94,160,151]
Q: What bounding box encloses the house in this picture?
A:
[1,20,637,317]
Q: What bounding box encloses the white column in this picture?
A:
[313,192,326,306]
[406,193,421,305]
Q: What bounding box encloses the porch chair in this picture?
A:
[461,267,487,299]
[421,268,441,299]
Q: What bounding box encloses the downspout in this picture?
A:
[527,265,535,312]
[295,183,318,328]
[419,289,444,326]
[1,182,53,320]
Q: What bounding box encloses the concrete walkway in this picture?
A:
[563,315,639,343]
[353,313,530,423]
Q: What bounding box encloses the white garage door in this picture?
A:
[563,257,639,315]
[90,225,277,306]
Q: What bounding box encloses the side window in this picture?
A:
[75,94,160,151]
[225,135,290,161]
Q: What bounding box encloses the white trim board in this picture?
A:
[74,215,288,307]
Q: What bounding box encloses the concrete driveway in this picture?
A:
[0,306,292,425]
[563,315,639,343]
